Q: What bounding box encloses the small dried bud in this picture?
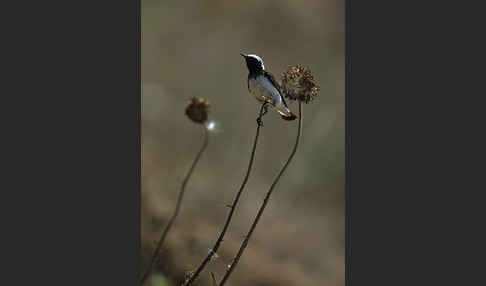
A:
[185,97,210,123]
[281,65,319,103]
[184,269,196,282]
[208,248,219,260]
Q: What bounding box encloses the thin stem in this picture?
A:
[182,103,267,286]
[141,125,209,285]
[218,101,303,286]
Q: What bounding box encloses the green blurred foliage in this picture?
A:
[150,274,171,286]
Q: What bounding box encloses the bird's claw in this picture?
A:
[256,117,264,127]
[262,105,269,116]
[256,101,269,127]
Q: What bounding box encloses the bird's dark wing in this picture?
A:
[247,74,250,92]
[263,70,289,107]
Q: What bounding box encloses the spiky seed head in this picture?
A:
[281,65,319,103]
[185,97,210,124]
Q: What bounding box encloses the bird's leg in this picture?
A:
[262,104,269,116]
[256,102,268,127]
[256,117,264,127]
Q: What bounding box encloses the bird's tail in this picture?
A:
[281,112,298,121]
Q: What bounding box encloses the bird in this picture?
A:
[240,53,298,124]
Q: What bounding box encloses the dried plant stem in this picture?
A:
[218,101,303,286]
[141,126,209,285]
[183,103,267,286]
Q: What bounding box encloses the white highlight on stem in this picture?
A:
[205,120,221,133]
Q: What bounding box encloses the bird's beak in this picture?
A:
[240,53,247,58]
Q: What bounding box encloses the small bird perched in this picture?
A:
[240,53,298,124]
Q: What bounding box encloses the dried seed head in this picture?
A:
[281,65,319,103]
[185,97,210,123]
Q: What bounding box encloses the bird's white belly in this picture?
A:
[249,76,280,104]
[248,75,290,116]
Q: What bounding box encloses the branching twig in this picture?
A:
[141,126,209,285]
[182,102,267,286]
[218,101,303,286]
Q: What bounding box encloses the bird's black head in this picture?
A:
[241,53,265,75]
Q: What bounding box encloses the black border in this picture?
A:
[346,1,485,285]
[4,1,141,285]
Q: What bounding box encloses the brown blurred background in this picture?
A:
[141,0,344,285]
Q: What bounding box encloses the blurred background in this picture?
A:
[141,0,344,285]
